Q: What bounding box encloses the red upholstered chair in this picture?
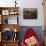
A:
[21,28,41,46]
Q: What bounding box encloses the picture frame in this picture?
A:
[23,8,37,19]
[9,10,18,15]
[2,10,9,15]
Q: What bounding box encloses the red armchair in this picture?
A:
[21,28,41,46]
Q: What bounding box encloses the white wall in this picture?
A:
[0,0,44,26]
[0,0,15,7]
[18,0,44,26]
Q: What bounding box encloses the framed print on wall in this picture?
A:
[23,8,37,19]
[2,10,9,15]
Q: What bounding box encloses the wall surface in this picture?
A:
[0,0,44,26]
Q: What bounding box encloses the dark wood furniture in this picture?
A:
[2,41,19,46]
[0,7,20,46]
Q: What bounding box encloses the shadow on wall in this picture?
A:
[18,26,44,44]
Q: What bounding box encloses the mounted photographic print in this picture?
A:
[2,10,9,15]
[23,8,37,19]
